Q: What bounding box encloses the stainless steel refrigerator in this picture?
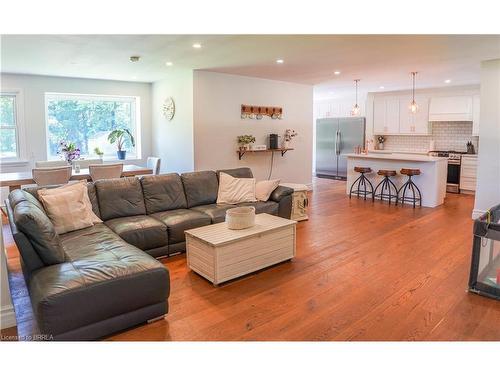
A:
[315,117,366,180]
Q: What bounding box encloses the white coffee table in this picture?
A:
[185,213,296,285]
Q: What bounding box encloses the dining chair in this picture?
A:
[147,157,161,175]
[35,160,69,168]
[75,158,103,169]
[89,163,124,181]
[32,166,72,186]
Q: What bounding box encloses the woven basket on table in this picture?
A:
[225,206,256,230]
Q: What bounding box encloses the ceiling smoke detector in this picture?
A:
[129,56,141,62]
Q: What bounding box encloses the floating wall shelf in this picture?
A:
[237,148,293,160]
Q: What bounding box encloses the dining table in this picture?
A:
[0,164,153,192]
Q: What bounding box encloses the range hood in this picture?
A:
[428,96,473,122]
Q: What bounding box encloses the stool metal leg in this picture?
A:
[349,172,374,200]
[373,176,398,205]
[398,175,422,207]
[349,174,362,199]
[388,177,399,205]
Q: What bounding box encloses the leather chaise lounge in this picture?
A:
[6,167,293,340]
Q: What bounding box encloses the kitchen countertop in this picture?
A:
[345,153,446,162]
[368,150,430,155]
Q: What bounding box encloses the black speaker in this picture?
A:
[269,134,279,149]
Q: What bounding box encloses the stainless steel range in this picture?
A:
[428,151,466,193]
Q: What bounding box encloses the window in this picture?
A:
[0,92,22,160]
[45,93,140,160]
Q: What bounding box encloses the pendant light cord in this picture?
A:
[412,72,416,102]
[355,79,359,106]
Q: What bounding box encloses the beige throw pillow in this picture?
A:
[255,179,281,201]
[38,180,102,223]
[217,172,257,204]
[39,187,95,234]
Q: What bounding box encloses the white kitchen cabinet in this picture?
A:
[399,96,431,134]
[429,96,473,121]
[373,97,400,134]
[472,95,480,136]
[460,155,477,193]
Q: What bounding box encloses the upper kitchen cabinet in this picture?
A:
[428,96,473,121]
[316,100,365,118]
[373,97,400,134]
[399,95,431,134]
[472,95,480,136]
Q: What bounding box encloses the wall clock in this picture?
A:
[162,97,175,120]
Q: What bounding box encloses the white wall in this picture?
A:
[193,71,313,185]
[0,73,152,172]
[473,59,500,218]
[151,69,194,173]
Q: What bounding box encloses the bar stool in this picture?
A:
[349,167,374,200]
[373,170,398,205]
[398,168,422,208]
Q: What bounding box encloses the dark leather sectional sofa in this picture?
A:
[5,167,293,340]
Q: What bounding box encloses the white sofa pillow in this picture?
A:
[217,172,256,204]
[39,187,95,235]
[38,180,102,224]
[255,179,280,201]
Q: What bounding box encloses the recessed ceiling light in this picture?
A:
[276,59,284,64]
[192,43,202,49]
[444,79,451,84]
[379,86,385,89]
[166,61,173,66]
[334,71,341,75]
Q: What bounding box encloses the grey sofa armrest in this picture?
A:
[269,186,294,219]
[270,186,294,203]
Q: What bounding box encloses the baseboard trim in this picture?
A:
[472,209,486,220]
[0,304,17,329]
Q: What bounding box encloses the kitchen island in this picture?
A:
[345,153,448,207]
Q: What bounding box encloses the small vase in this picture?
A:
[117,150,127,160]
[378,143,384,150]
[282,141,290,149]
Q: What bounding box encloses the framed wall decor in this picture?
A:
[163,97,175,120]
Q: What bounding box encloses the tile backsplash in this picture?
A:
[381,122,479,153]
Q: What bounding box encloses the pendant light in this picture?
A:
[409,72,418,114]
[351,79,361,116]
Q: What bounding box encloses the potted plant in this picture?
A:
[108,129,135,160]
[377,135,386,150]
[57,141,80,165]
[237,135,256,151]
[94,147,104,159]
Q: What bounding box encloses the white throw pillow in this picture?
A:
[255,179,281,201]
[39,187,95,234]
[217,172,257,204]
[38,180,102,224]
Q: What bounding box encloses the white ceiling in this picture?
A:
[2,35,500,97]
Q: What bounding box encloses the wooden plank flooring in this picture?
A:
[2,178,500,341]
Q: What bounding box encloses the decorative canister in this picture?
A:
[225,206,256,230]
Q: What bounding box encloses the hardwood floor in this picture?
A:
[2,178,500,341]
